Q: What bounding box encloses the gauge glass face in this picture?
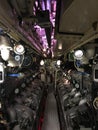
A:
[14,45,24,55]
[15,55,21,61]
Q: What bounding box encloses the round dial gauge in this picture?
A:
[14,45,25,55]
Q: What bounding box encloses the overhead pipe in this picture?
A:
[17,26,42,51]
[9,0,36,17]
[9,0,22,16]
[63,24,98,56]
[41,0,45,10]
[0,2,43,56]
[45,26,52,48]
[37,0,42,10]
[46,0,51,12]
[26,0,35,16]
[43,0,47,10]
[10,0,43,52]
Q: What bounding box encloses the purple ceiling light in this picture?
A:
[47,0,51,11]
[35,1,38,7]
[41,1,45,10]
[34,25,48,48]
[50,0,57,57]
[33,0,57,57]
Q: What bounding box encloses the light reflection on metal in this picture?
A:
[47,0,51,11]
[41,1,45,10]
[33,7,36,15]
[43,53,47,57]
[51,39,57,48]
[52,53,54,58]
[35,1,38,7]
[34,25,48,48]
[17,26,41,51]
[43,48,46,52]
[64,79,70,85]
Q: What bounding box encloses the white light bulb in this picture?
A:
[74,50,83,59]
[40,60,44,66]
[57,60,61,66]
[58,43,62,50]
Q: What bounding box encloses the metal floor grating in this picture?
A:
[42,93,60,130]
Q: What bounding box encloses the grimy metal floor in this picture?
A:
[42,92,60,130]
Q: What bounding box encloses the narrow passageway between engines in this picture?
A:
[41,88,60,130]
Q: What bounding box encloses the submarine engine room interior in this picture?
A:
[0,0,98,130]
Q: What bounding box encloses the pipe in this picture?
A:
[26,0,36,16]
[10,0,22,16]
[17,26,42,51]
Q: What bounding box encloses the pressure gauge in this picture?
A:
[15,55,21,61]
[14,44,25,55]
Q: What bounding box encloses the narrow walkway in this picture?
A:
[42,92,60,130]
